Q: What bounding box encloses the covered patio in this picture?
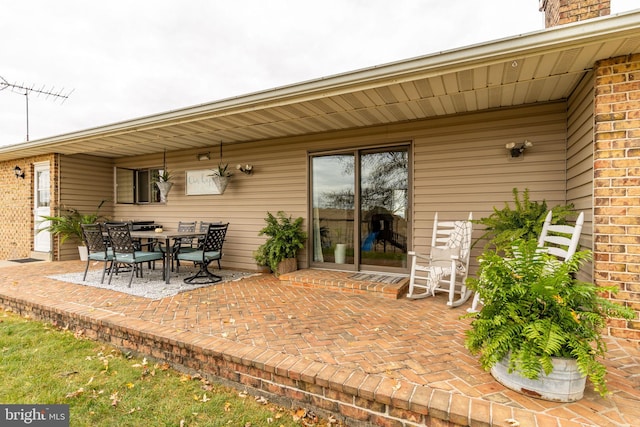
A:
[1,260,638,426]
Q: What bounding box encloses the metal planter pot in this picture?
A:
[156,181,173,202]
[491,356,586,402]
[211,176,230,194]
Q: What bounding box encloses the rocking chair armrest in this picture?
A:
[408,251,430,260]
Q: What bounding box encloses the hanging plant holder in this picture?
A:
[155,149,173,202]
[156,181,173,202]
[208,142,233,194]
[211,175,230,194]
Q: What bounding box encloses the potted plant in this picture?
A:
[38,201,109,261]
[464,239,634,401]
[473,188,574,254]
[209,163,233,194]
[155,169,173,203]
[254,211,307,276]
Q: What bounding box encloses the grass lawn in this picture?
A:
[0,309,339,426]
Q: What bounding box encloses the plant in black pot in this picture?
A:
[254,211,307,276]
[464,239,634,401]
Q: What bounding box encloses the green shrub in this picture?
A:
[254,211,307,274]
[464,239,634,396]
[473,188,574,254]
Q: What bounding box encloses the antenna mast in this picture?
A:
[0,75,74,141]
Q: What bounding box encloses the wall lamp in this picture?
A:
[197,152,210,161]
[236,164,253,175]
[14,166,25,179]
[506,140,533,158]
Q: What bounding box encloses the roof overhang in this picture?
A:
[1,10,639,162]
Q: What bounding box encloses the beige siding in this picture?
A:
[566,71,595,282]
[100,102,571,273]
[113,145,309,271]
[567,71,595,245]
[57,154,114,260]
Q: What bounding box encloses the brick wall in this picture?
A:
[539,0,611,27]
[594,54,640,341]
[0,156,57,260]
[0,160,36,260]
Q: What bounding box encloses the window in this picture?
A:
[115,167,165,204]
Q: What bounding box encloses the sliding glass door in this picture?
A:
[310,146,409,271]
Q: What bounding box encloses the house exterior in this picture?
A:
[1,0,639,342]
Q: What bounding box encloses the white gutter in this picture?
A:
[1,9,639,156]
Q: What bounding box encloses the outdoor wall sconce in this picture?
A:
[197,152,210,161]
[505,140,533,158]
[14,166,25,179]
[236,164,253,175]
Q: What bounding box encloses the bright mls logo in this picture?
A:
[1,405,69,426]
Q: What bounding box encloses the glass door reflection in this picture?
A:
[311,154,355,266]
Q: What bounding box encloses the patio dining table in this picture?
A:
[130,229,205,284]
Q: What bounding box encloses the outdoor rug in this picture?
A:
[347,273,407,284]
[49,266,257,300]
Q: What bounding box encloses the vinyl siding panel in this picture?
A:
[567,71,595,282]
[58,154,114,260]
[65,102,571,273]
[411,103,569,272]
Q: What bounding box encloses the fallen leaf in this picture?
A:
[505,419,520,427]
[65,388,85,398]
[238,391,248,398]
[126,383,135,389]
[224,402,232,412]
[255,396,268,405]
[110,391,120,407]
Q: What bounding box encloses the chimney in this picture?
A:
[539,0,610,28]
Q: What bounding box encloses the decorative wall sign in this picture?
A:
[185,169,219,195]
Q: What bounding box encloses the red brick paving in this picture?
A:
[0,260,639,426]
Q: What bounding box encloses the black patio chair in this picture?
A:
[81,223,114,284]
[156,221,197,271]
[176,223,228,284]
[106,223,164,287]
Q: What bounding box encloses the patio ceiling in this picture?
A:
[1,11,640,162]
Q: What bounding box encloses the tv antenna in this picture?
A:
[0,75,74,141]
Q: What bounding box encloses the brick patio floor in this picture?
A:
[0,260,638,426]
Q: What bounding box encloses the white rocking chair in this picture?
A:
[407,212,473,307]
[468,210,585,312]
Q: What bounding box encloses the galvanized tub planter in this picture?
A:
[491,356,586,402]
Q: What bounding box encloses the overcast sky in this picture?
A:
[1,0,637,147]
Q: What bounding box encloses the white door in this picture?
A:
[33,162,51,252]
